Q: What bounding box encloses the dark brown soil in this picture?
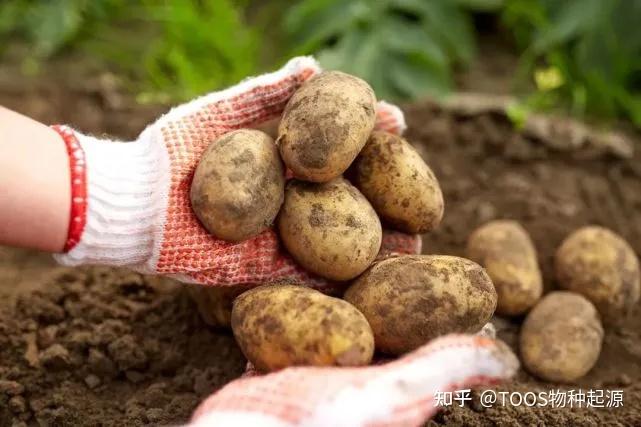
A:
[2,60,641,426]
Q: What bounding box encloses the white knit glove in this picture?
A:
[51,57,419,289]
[189,335,518,427]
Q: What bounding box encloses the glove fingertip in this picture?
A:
[375,101,407,136]
[283,56,322,82]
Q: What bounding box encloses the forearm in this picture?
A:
[0,106,70,252]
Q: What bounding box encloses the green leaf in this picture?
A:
[532,0,603,52]
[25,0,84,57]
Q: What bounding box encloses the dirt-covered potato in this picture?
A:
[351,131,444,233]
[231,284,374,372]
[190,129,284,242]
[278,71,376,182]
[555,226,640,325]
[188,285,251,328]
[344,255,497,355]
[466,220,542,316]
[277,178,382,281]
[520,291,603,382]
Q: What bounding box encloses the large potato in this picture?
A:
[344,255,497,355]
[190,129,285,242]
[466,220,542,315]
[520,291,603,382]
[278,71,376,182]
[231,284,374,372]
[555,226,640,325]
[277,178,382,281]
[351,131,444,233]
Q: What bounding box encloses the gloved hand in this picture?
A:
[51,57,419,289]
[189,335,519,427]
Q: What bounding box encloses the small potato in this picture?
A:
[555,226,640,325]
[190,129,284,242]
[231,284,374,372]
[520,291,604,382]
[278,71,376,182]
[278,178,382,281]
[466,220,543,316]
[351,131,444,233]
[344,255,497,355]
[188,285,251,328]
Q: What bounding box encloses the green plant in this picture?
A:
[0,0,259,101]
[284,0,500,100]
[138,0,258,101]
[503,0,641,127]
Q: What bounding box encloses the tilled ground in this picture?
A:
[1,68,641,426]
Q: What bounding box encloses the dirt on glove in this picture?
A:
[2,68,641,426]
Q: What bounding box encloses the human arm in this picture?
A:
[0,106,70,252]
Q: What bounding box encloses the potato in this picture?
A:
[351,131,444,233]
[344,255,497,355]
[231,284,374,372]
[190,129,284,242]
[520,291,603,382]
[188,285,251,328]
[278,71,376,182]
[466,220,543,316]
[277,178,382,281]
[555,226,640,325]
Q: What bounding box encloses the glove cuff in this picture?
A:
[52,126,169,270]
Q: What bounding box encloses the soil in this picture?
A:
[2,58,641,426]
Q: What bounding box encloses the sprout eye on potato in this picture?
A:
[520,291,604,382]
[555,226,640,325]
[344,255,497,355]
[351,131,444,233]
[231,284,374,372]
[190,129,285,242]
[278,177,382,281]
[466,220,543,316]
[278,71,377,182]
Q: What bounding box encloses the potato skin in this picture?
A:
[278,71,376,182]
[555,226,640,325]
[352,131,444,233]
[520,291,603,382]
[188,285,251,328]
[466,220,542,316]
[231,284,374,372]
[344,255,497,355]
[277,178,382,281]
[190,129,284,242]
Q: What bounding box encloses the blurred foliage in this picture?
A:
[0,0,257,101]
[284,0,497,100]
[502,0,641,127]
[0,0,640,127]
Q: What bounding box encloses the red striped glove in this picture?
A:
[51,57,419,289]
[189,335,518,427]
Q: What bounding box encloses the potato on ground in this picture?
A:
[351,131,444,233]
[520,291,603,382]
[277,178,382,281]
[466,220,542,316]
[278,71,376,182]
[188,285,252,328]
[190,129,284,242]
[555,226,640,325]
[231,284,374,372]
[344,255,497,355]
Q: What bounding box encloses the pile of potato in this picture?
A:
[466,221,639,382]
[189,70,641,381]
[189,71,498,371]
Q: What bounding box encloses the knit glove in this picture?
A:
[51,57,419,288]
[189,335,519,427]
